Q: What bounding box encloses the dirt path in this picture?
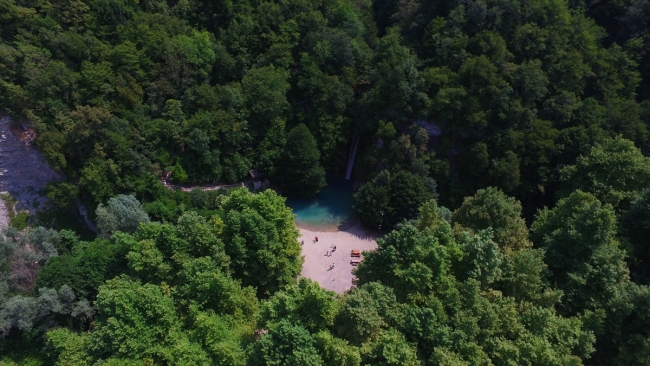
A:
[298,223,378,294]
[163,181,247,192]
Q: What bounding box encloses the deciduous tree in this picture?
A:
[274,124,326,198]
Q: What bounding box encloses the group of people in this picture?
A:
[325,245,337,257]
[309,236,337,271]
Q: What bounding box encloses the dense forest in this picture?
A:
[2,0,650,364]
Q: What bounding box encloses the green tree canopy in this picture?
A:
[248,320,324,366]
[355,224,458,302]
[452,187,532,252]
[620,189,650,284]
[96,195,150,238]
[260,278,340,332]
[354,169,433,228]
[274,124,326,198]
[559,136,650,209]
[220,188,302,296]
[89,277,183,360]
[531,191,630,314]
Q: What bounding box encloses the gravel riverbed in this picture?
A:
[0,115,62,227]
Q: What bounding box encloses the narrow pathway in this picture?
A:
[163,181,246,192]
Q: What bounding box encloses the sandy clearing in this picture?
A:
[298,222,378,294]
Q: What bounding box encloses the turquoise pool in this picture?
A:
[285,180,356,231]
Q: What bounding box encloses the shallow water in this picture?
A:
[285,180,356,231]
[0,115,62,214]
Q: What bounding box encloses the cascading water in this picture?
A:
[345,135,359,180]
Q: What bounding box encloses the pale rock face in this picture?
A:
[0,198,8,230]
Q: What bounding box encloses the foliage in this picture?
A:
[531,191,628,314]
[0,227,60,293]
[175,257,258,319]
[45,183,79,209]
[456,228,503,287]
[96,195,150,237]
[1,285,93,338]
[354,169,433,228]
[355,225,457,302]
[5,187,645,364]
[9,213,29,231]
[531,190,650,364]
[559,136,650,209]
[452,187,531,252]
[353,171,392,228]
[0,194,29,230]
[36,238,128,300]
[220,188,302,296]
[260,278,340,332]
[248,320,324,366]
[620,189,650,284]
[0,0,650,364]
[274,124,326,198]
[89,276,183,361]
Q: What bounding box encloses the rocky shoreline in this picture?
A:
[0,115,62,227]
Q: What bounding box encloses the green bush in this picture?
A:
[10,211,29,230]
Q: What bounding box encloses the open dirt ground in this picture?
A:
[298,222,378,294]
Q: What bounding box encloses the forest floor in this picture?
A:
[298,222,378,294]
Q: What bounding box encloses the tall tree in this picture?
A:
[248,320,324,366]
[96,195,150,238]
[220,188,302,296]
[559,136,650,209]
[620,189,650,284]
[274,124,326,198]
[530,191,630,315]
[452,187,532,252]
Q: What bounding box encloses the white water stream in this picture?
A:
[345,135,359,180]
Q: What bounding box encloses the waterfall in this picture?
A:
[345,135,359,180]
[78,201,98,234]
